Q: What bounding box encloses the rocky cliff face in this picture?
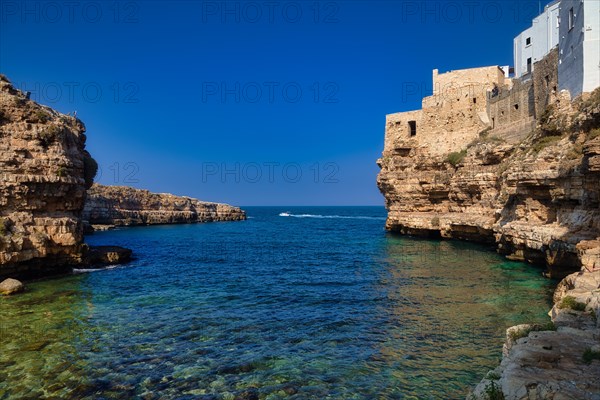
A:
[0,73,244,279]
[0,75,96,279]
[378,89,600,278]
[379,88,600,399]
[83,184,246,227]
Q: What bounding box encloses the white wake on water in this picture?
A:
[278,212,385,220]
[73,264,124,274]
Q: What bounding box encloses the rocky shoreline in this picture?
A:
[378,70,600,397]
[0,74,245,281]
[82,184,246,232]
[470,270,600,399]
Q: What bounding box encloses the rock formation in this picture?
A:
[470,270,600,399]
[0,74,97,279]
[0,278,25,295]
[82,245,132,267]
[83,184,246,228]
[378,86,600,279]
[378,64,600,398]
[1,73,245,280]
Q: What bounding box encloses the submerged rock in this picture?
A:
[0,278,25,295]
[82,246,132,267]
[282,385,298,395]
[234,388,259,400]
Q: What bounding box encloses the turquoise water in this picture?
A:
[0,207,554,399]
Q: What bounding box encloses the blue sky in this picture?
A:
[0,0,547,205]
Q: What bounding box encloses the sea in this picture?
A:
[0,206,555,399]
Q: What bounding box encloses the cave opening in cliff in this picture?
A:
[408,120,417,136]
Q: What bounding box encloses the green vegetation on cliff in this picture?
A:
[559,295,587,311]
[583,348,600,364]
[0,218,8,237]
[83,152,98,189]
[446,149,467,167]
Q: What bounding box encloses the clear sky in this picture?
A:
[0,0,548,205]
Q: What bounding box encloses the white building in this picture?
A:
[558,0,600,97]
[514,0,561,78]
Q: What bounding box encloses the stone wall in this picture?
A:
[486,48,560,144]
[532,47,560,117]
[487,78,535,143]
[386,66,505,157]
[383,110,422,156]
[432,66,505,96]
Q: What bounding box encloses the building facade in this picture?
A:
[383,0,598,160]
[514,0,560,78]
[558,0,600,97]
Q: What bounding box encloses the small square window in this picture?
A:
[526,37,531,46]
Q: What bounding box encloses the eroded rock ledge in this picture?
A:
[83,184,246,229]
[378,89,600,279]
[0,74,109,280]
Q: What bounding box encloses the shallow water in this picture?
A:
[0,206,554,399]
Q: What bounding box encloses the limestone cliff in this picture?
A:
[378,70,600,398]
[83,184,246,227]
[378,88,600,278]
[0,74,244,279]
[0,75,96,279]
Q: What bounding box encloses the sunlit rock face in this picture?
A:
[83,184,246,227]
[378,65,600,399]
[0,75,94,279]
[378,86,600,279]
